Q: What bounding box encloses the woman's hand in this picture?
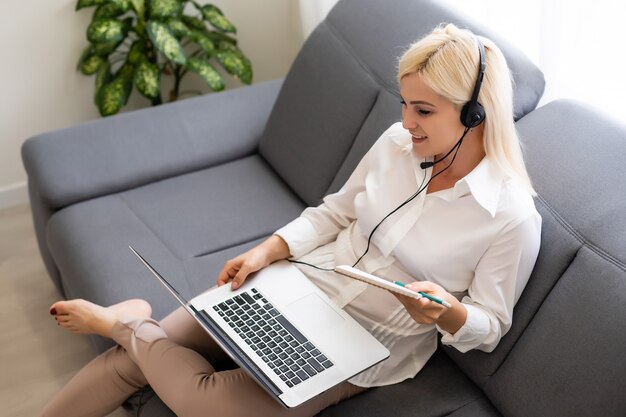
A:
[217,235,291,290]
[393,280,467,335]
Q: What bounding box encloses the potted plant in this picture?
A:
[75,0,253,116]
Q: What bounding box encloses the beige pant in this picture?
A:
[41,307,367,417]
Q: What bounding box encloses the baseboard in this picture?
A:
[0,181,29,209]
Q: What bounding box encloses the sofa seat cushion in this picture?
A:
[46,155,304,351]
[114,154,304,259]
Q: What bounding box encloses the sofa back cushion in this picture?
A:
[445,100,626,417]
[259,0,545,206]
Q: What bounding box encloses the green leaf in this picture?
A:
[87,18,128,44]
[117,62,136,83]
[76,0,108,11]
[216,41,252,83]
[95,61,112,91]
[216,49,252,84]
[181,15,206,31]
[167,19,191,38]
[146,20,186,64]
[201,4,236,33]
[77,45,94,70]
[134,60,160,99]
[149,0,183,20]
[97,78,127,116]
[127,41,146,64]
[189,30,215,55]
[187,57,224,91]
[93,1,130,19]
[80,54,105,75]
[97,63,134,116]
[94,61,112,103]
[93,39,123,56]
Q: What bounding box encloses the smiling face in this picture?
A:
[400,72,467,160]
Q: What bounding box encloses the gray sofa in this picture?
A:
[22,0,626,416]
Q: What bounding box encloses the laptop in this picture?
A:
[129,246,389,408]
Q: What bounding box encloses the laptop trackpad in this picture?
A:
[287,293,344,333]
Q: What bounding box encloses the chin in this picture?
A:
[411,145,432,158]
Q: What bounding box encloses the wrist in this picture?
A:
[436,295,467,335]
[263,234,291,263]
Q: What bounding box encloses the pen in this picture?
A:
[393,281,453,308]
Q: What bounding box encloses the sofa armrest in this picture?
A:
[22,79,283,209]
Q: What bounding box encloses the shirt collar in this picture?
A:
[389,126,413,155]
[456,157,504,218]
[389,124,504,217]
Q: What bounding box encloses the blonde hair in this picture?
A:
[398,23,536,195]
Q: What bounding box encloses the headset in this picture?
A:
[290,35,487,272]
[420,36,486,169]
[460,37,487,129]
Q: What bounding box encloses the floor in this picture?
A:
[0,204,128,417]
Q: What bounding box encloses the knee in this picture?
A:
[105,345,147,389]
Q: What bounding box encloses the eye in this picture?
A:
[400,99,407,107]
[416,109,432,116]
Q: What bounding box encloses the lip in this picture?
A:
[412,135,428,144]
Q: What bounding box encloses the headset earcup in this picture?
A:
[460,101,486,128]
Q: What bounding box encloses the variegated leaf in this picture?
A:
[93,1,130,19]
[94,61,112,103]
[80,54,104,75]
[76,0,108,11]
[149,0,182,20]
[97,77,129,116]
[134,60,160,99]
[216,50,251,84]
[216,42,251,83]
[77,45,94,70]
[168,19,191,38]
[147,20,186,64]
[87,19,128,44]
[201,4,236,33]
[236,55,252,84]
[117,62,136,83]
[97,61,135,116]
[128,41,146,64]
[182,15,207,31]
[93,39,123,56]
[189,30,215,55]
[187,57,224,91]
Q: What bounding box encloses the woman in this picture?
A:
[44,24,541,417]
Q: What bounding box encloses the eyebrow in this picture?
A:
[400,95,436,107]
[408,100,435,107]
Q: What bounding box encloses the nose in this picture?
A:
[402,108,418,130]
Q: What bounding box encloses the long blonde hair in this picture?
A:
[398,23,536,195]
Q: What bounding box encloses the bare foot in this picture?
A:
[50,299,152,338]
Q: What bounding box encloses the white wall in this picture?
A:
[0,0,304,209]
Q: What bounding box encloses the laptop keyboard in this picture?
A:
[213,288,334,387]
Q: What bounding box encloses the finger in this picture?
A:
[217,260,239,287]
[405,281,431,292]
[217,269,232,287]
[231,264,252,290]
[394,292,441,317]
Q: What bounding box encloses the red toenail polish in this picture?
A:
[50,308,57,315]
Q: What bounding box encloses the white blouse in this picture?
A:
[275,122,541,387]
